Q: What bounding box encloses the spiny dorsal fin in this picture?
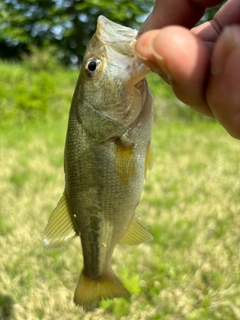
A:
[119,216,152,245]
[44,192,77,248]
[115,140,136,185]
[144,143,153,180]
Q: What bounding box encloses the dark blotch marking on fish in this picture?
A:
[84,214,101,278]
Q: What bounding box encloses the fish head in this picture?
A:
[77,16,150,137]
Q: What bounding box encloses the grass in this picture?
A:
[1,61,240,319]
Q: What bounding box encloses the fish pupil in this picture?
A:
[87,60,97,72]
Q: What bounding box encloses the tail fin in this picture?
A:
[74,270,130,311]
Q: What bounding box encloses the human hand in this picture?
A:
[136,0,240,139]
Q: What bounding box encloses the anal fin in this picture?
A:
[119,216,152,245]
[44,192,77,248]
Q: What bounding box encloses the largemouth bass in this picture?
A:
[44,15,153,311]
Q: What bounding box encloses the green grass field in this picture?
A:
[1,61,240,320]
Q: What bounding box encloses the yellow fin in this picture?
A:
[74,269,130,311]
[144,143,153,180]
[44,193,77,248]
[119,217,153,245]
[115,140,136,185]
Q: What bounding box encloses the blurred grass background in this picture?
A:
[1,55,240,320]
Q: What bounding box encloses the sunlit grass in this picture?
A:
[1,62,240,319]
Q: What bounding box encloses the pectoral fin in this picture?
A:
[119,216,152,245]
[144,143,153,180]
[44,192,77,248]
[115,139,136,185]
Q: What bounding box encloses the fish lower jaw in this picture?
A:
[130,60,149,85]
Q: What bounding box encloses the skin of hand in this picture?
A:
[135,0,240,139]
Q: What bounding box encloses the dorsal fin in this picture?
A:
[44,192,77,248]
[119,216,152,245]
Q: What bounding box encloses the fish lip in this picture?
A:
[97,15,137,42]
[131,57,150,86]
[96,16,137,58]
[96,16,150,85]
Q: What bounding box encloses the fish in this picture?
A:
[44,15,153,311]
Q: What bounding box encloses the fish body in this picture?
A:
[44,16,153,311]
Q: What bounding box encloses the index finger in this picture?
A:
[192,0,240,42]
[139,0,224,34]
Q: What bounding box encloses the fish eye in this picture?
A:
[87,60,98,71]
[85,58,101,76]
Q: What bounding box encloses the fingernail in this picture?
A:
[151,43,172,83]
[134,47,148,62]
[211,27,235,75]
[135,49,166,76]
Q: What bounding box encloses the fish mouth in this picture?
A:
[97,16,137,47]
[96,16,150,85]
[131,56,149,86]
